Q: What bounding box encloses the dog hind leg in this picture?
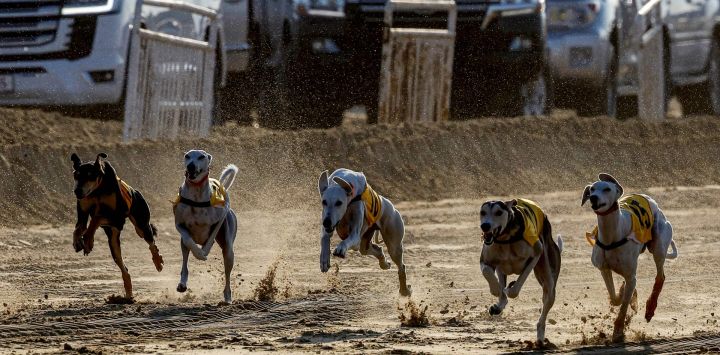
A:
[646,220,672,322]
[383,215,410,296]
[216,216,236,304]
[360,233,390,270]
[533,252,557,346]
[106,227,132,299]
[130,216,163,272]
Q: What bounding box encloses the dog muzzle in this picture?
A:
[483,233,495,245]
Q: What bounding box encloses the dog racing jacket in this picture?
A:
[337,183,383,241]
[118,178,133,211]
[515,198,545,247]
[585,194,654,247]
[173,178,226,208]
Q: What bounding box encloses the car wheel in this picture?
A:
[519,68,550,116]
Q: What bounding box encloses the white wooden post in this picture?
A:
[378,0,456,123]
[123,0,218,142]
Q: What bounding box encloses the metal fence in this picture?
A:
[123,0,217,142]
[378,0,457,123]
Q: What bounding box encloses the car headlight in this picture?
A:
[296,0,345,15]
[547,2,600,28]
[62,0,116,15]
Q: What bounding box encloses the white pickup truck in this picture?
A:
[0,0,250,114]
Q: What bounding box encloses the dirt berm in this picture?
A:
[1,108,719,227]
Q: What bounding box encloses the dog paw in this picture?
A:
[380,258,391,270]
[612,331,625,344]
[489,304,504,316]
[73,238,84,253]
[505,281,521,299]
[82,236,94,256]
[399,285,412,297]
[176,283,187,293]
[320,253,331,273]
[152,253,164,272]
[332,245,348,258]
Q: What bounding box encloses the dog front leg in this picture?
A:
[490,271,509,315]
[175,224,207,261]
[177,238,190,293]
[82,217,101,256]
[613,274,637,343]
[333,203,364,258]
[481,261,501,298]
[320,230,331,273]
[73,203,89,253]
[600,268,621,306]
[505,251,542,299]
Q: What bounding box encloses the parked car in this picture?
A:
[250,0,552,128]
[669,0,720,115]
[0,0,246,117]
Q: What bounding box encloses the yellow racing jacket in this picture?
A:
[173,178,226,208]
[586,194,654,246]
[515,198,545,247]
[360,183,382,227]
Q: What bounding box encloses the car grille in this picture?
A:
[0,0,62,48]
[346,0,499,25]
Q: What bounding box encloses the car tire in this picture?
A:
[677,37,720,116]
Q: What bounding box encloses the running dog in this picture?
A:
[71,153,164,299]
[317,168,411,296]
[582,173,678,342]
[174,149,238,303]
[479,198,562,346]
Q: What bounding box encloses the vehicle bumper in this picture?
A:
[547,28,610,89]
[293,5,545,92]
[0,13,131,106]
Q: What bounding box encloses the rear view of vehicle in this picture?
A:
[0,0,135,108]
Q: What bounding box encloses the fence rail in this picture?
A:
[122,0,217,142]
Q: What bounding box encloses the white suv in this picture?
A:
[0,0,246,111]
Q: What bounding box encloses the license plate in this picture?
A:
[0,74,13,94]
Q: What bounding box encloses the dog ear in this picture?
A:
[504,199,517,209]
[71,153,81,170]
[581,185,591,206]
[598,173,623,197]
[94,153,107,174]
[207,153,213,161]
[332,176,354,197]
[318,170,329,195]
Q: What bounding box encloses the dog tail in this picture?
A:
[219,164,239,190]
[556,234,564,253]
[666,240,678,260]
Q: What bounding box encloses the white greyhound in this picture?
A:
[317,168,411,296]
[174,149,238,303]
[582,173,678,343]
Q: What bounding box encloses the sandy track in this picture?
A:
[1,187,720,353]
[2,109,720,353]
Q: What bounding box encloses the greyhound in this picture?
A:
[70,153,164,300]
[174,149,238,303]
[582,173,678,343]
[479,199,562,346]
[317,168,411,296]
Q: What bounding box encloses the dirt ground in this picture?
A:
[1,108,720,353]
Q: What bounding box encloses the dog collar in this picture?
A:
[186,174,209,187]
[594,202,619,216]
[595,237,629,250]
[177,195,213,208]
